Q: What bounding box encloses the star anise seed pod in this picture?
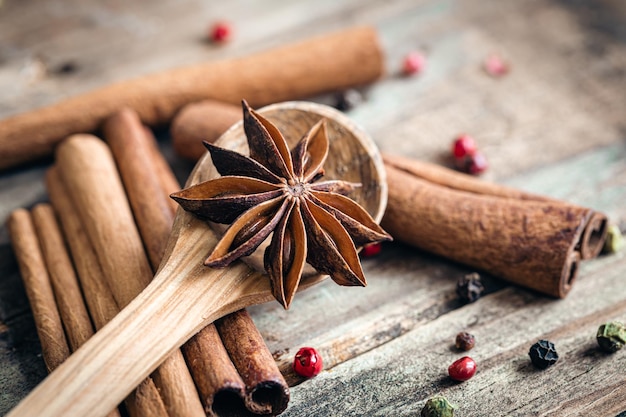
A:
[171,100,392,308]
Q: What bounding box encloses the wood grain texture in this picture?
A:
[2,1,626,416]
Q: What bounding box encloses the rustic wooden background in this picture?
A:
[1,0,626,416]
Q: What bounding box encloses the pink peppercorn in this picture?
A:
[361,242,382,257]
[210,21,232,43]
[293,347,323,378]
[484,54,510,77]
[402,52,426,75]
[451,134,477,159]
[448,356,477,382]
[467,152,488,175]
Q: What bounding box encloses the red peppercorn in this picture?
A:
[210,21,232,43]
[448,356,476,382]
[361,242,382,257]
[467,151,488,175]
[402,52,426,75]
[293,347,323,378]
[451,134,477,159]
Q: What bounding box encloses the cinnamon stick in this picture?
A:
[381,155,609,298]
[30,204,94,351]
[104,109,289,416]
[215,310,290,415]
[182,326,246,417]
[6,210,70,372]
[45,168,168,417]
[0,26,383,169]
[45,168,120,329]
[54,134,205,417]
[383,154,608,259]
[171,100,240,160]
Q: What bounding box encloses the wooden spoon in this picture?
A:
[7,101,387,417]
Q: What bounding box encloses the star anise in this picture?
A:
[171,100,391,308]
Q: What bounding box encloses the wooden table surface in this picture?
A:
[1,0,626,416]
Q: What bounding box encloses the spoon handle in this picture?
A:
[8,219,268,417]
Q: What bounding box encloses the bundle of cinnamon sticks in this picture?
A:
[9,110,292,417]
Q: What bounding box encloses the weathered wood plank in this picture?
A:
[2,0,626,416]
[280,252,626,416]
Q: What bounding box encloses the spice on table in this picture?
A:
[456,272,484,303]
[448,356,477,382]
[361,242,382,257]
[455,332,475,351]
[467,152,488,175]
[334,89,363,112]
[402,51,426,75]
[528,340,558,369]
[171,100,392,308]
[421,395,455,417]
[209,21,232,43]
[596,321,626,353]
[483,53,510,77]
[602,224,624,254]
[451,134,477,159]
[293,347,323,378]
[451,134,488,175]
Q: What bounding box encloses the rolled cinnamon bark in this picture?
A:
[55,134,205,417]
[31,204,94,352]
[45,168,168,417]
[45,168,120,329]
[8,207,124,417]
[7,210,70,372]
[181,326,246,417]
[381,155,608,298]
[216,310,290,415]
[0,26,383,169]
[104,109,289,416]
[171,100,241,160]
[383,154,608,259]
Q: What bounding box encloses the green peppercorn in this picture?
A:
[597,321,626,353]
[421,395,455,417]
[602,225,624,254]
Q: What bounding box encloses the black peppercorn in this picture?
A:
[421,395,455,417]
[456,272,484,303]
[334,89,363,111]
[455,331,475,351]
[596,321,626,353]
[528,340,558,369]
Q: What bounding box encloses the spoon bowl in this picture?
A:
[8,101,387,417]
